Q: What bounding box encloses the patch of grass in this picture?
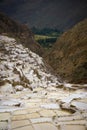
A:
[32,27,63,48]
[34,34,57,48]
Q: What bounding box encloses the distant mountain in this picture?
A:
[46,19,87,83]
[31,27,62,35]
[0,0,87,30]
[0,12,44,56]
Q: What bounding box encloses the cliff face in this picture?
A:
[46,19,87,83]
[0,12,44,56]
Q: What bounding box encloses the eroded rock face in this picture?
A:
[0,35,60,93]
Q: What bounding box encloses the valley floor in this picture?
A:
[0,85,87,130]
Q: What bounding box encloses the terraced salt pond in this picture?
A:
[0,85,87,130]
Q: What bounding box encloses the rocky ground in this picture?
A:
[0,35,87,130]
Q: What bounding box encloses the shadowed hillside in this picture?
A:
[46,19,87,83]
[0,12,44,56]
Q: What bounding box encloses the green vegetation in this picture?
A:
[34,34,57,48]
[31,27,63,48]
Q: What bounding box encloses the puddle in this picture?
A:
[30,117,52,123]
[71,101,87,110]
[55,110,73,116]
[0,106,23,112]
[40,103,60,109]
[62,92,87,103]
[0,99,22,107]
[0,98,24,112]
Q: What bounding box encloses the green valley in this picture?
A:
[31,27,62,48]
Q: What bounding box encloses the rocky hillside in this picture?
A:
[46,19,87,83]
[0,35,61,93]
[0,12,43,56]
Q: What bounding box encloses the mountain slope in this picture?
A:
[0,35,61,93]
[46,19,87,83]
[0,12,44,56]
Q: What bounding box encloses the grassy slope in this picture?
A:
[34,33,61,48]
[34,34,56,40]
[46,19,87,83]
